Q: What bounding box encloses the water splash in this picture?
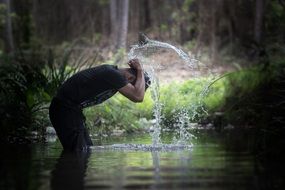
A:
[149,67,162,146]
[128,33,199,68]
[189,79,211,121]
[91,143,192,152]
[172,109,196,146]
[127,33,200,147]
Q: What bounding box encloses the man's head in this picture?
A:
[123,68,151,90]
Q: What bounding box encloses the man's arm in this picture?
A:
[119,59,145,103]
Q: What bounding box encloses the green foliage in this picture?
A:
[0,48,98,142]
[83,61,284,135]
[84,91,153,135]
[0,52,48,140]
[83,77,227,134]
[214,62,284,126]
[266,1,285,42]
[203,79,226,111]
[159,77,226,126]
[0,4,6,26]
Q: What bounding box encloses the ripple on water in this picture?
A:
[90,143,192,152]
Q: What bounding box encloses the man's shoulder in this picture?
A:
[94,64,118,71]
[95,65,121,76]
[81,64,117,75]
[91,64,127,89]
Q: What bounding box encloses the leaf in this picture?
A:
[26,90,35,108]
[41,91,51,101]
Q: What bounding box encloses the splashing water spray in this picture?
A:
[172,108,196,146]
[128,33,199,148]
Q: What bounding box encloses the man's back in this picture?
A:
[56,64,127,108]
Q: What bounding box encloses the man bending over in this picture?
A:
[49,59,150,151]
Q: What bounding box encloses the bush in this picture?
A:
[0,48,98,142]
[0,51,49,141]
[83,76,227,134]
[83,91,154,135]
[219,67,272,125]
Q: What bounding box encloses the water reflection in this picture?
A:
[48,134,257,189]
[0,145,33,190]
[50,150,90,190]
[151,151,160,190]
[1,131,284,190]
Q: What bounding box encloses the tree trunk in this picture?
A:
[117,0,129,49]
[194,0,204,54]
[210,4,218,64]
[110,0,118,44]
[1,0,14,53]
[254,0,266,44]
[129,0,139,34]
[142,0,151,29]
[101,3,110,40]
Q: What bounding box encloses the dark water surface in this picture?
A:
[0,130,283,190]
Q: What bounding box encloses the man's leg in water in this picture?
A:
[49,98,93,151]
[80,113,93,147]
[83,128,93,146]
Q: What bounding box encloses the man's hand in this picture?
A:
[128,59,142,71]
[119,58,145,103]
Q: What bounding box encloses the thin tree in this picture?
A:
[117,0,129,49]
[1,0,14,53]
[110,0,118,45]
[110,0,129,50]
[254,0,266,44]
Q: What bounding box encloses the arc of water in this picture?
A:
[128,33,199,146]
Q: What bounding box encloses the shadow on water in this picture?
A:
[50,151,91,190]
[0,130,285,190]
[0,145,34,190]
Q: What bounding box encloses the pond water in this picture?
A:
[0,130,280,190]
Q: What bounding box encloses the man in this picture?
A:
[49,59,150,151]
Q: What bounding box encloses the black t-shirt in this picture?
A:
[56,65,128,109]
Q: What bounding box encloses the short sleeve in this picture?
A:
[103,66,128,89]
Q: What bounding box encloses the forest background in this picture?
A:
[0,0,284,159]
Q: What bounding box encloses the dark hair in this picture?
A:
[127,68,151,90]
